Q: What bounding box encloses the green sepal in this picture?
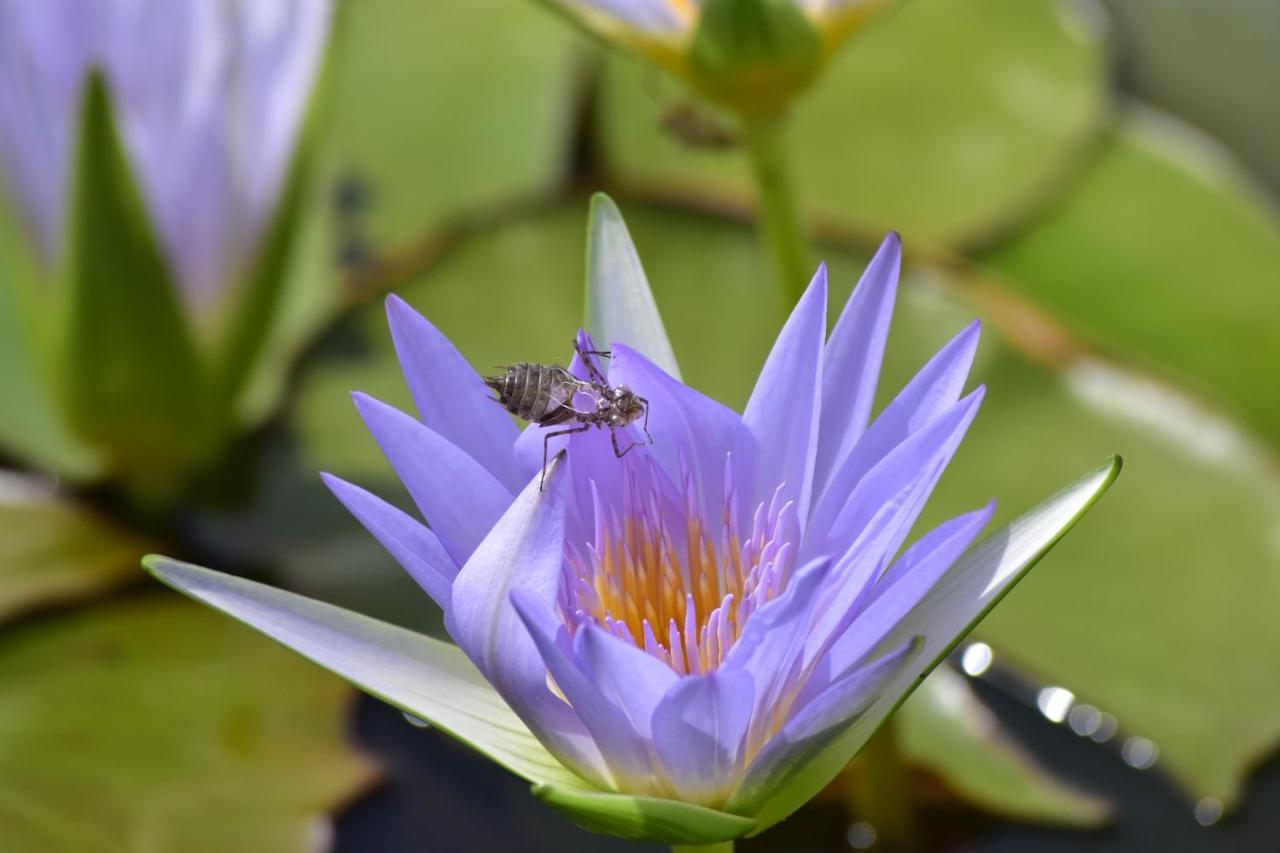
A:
[689,0,822,116]
[58,72,213,492]
[534,784,756,844]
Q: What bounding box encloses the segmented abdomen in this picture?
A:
[485,363,579,425]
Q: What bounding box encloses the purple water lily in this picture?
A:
[145,198,1117,841]
[329,232,984,808]
[0,0,331,309]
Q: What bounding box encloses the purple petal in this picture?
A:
[386,295,524,491]
[353,392,512,565]
[814,234,900,496]
[609,343,747,521]
[512,592,654,790]
[728,638,918,813]
[574,623,679,738]
[809,387,985,557]
[809,321,980,532]
[806,503,994,695]
[652,668,755,804]
[558,0,690,34]
[321,473,457,611]
[447,458,611,785]
[740,267,827,519]
[721,558,832,728]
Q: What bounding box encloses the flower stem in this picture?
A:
[742,112,811,305]
[671,842,733,853]
[847,719,919,851]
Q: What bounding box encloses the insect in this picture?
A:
[484,339,652,490]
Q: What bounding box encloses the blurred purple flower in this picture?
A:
[326,233,994,808]
[0,0,331,308]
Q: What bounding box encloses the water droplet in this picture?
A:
[1067,703,1103,737]
[1121,736,1159,769]
[403,713,431,729]
[1194,797,1223,827]
[1036,686,1074,723]
[1090,712,1118,743]
[960,642,993,677]
[846,822,877,850]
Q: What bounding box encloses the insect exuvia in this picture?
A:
[484,339,652,490]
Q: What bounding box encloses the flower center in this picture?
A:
[563,455,798,674]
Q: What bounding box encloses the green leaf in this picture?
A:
[0,473,146,624]
[143,555,586,790]
[597,0,1108,246]
[331,0,584,248]
[0,595,375,853]
[585,194,681,378]
[535,784,756,844]
[59,73,212,484]
[983,108,1280,446]
[897,667,1110,826]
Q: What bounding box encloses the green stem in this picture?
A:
[847,719,919,852]
[671,842,733,853]
[742,113,811,305]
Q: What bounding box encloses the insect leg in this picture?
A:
[573,338,612,386]
[541,424,591,491]
[611,427,643,459]
[637,396,654,444]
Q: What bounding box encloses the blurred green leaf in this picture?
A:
[983,108,1280,447]
[898,667,1109,826]
[277,203,1131,822]
[0,596,376,853]
[0,473,145,624]
[597,0,1108,246]
[60,74,212,485]
[1099,0,1280,192]
[331,0,585,248]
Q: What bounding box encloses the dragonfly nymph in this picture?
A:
[484,339,652,489]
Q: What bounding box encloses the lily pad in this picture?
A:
[0,473,146,624]
[983,109,1280,447]
[331,0,586,249]
[276,203,1127,822]
[0,595,376,852]
[596,0,1108,246]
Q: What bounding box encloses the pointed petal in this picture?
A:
[652,668,755,805]
[532,784,755,844]
[513,593,653,789]
[740,267,827,518]
[721,558,832,724]
[747,457,1122,832]
[353,392,512,565]
[808,502,995,691]
[544,0,690,36]
[814,233,900,496]
[586,193,681,379]
[142,556,586,790]
[610,343,747,519]
[808,387,985,556]
[321,472,456,611]
[385,295,524,491]
[728,638,919,813]
[812,320,980,519]
[446,457,609,784]
[575,623,680,738]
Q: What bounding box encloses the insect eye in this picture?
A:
[615,384,630,396]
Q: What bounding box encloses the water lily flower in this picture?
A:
[0,0,331,311]
[539,0,891,115]
[145,197,1118,843]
